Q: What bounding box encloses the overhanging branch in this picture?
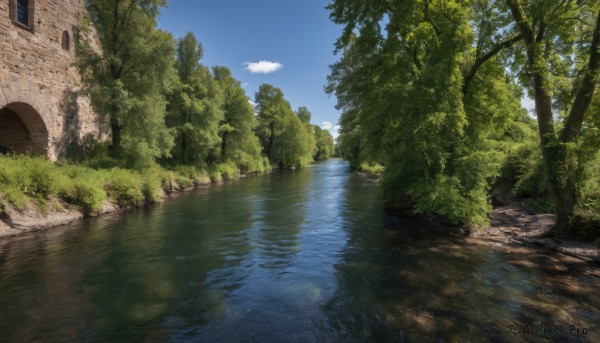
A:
[462,34,523,95]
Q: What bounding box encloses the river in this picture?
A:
[0,159,598,342]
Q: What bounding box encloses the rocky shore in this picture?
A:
[468,203,600,263]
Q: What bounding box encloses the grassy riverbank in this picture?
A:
[0,155,269,218]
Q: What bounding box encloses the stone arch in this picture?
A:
[0,102,49,156]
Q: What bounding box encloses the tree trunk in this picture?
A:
[181,132,187,163]
[543,145,577,231]
[506,0,577,233]
[267,120,275,160]
[221,131,228,159]
[110,116,122,157]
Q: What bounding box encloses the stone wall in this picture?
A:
[0,0,102,159]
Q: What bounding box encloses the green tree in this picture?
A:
[295,107,317,162]
[327,0,527,226]
[78,0,175,167]
[255,84,289,160]
[313,125,335,160]
[167,33,224,164]
[504,0,600,232]
[296,106,312,125]
[213,66,265,172]
[255,85,315,168]
[328,0,600,233]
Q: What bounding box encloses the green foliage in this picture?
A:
[78,0,176,167]
[327,0,534,227]
[1,185,29,210]
[141,171,164,204]
[208,167,223,183]
[75,16,326,179]
[327,0,600,232]
[359,162,384,175]
[213,66,265,172]
[217,162,241,180]
[104,169,145,207]
[313,125,335,160]
[0,156,260,215]
[51,165,102,211]
[255,85,317,168]
[172,165,211,185]
[0,156,57,209]
[77,141,121,169]
[168,35,224,163]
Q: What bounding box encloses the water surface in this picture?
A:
[0,159,599,342]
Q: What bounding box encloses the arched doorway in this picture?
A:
[0,102,49,156]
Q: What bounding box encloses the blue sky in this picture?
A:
[158,0,343,138]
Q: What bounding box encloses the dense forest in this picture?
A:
[0,0,333,215]
[327,0,600,239]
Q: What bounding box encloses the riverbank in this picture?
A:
[468,202,600,263]
[0,178,227,239]
[0,155,272,240]
[358,170,600,263]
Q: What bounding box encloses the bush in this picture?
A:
[72,181,106,212]
[359,162,385,175]
[569,209,600,241]
[104,169,145,207]
[208,169,223,183]
[0,156,55,209]
[172,165,210,185]
[141,170,164,204]
[217,162,240,180]
[1,185,29,210]
[496,142,553,212]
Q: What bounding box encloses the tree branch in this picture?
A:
[424,0,441,37]
[561,7,600,143]
[506,0,556,143]
[462,34,523,95]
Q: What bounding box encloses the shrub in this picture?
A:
[359,162,385,175]
[1,185,29,210]
[104,169,144,207]
[217,162,240,180]
[141,170,164,204]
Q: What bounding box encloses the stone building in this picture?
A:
[0,0,102,160]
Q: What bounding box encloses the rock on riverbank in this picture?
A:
[469,203,600,263]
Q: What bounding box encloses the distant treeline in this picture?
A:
[77,0,334,173]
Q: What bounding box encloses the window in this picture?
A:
[9,0,34,31]
[62,31,70,51]
[16,0,28,26]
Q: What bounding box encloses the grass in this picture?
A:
[0,155,261,215]
[359,162,385,175]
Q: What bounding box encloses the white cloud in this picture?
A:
[321,122,340,141]
[333,125,341,140]
[321,121,333,130]
[242,82,250,88]
[244,60,283,74]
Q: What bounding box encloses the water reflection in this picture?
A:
[0,160,598,342]
[320,172,600,342]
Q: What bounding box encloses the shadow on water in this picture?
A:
[0,159,599,342]
[315,171,600,342]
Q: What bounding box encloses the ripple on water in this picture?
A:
[0,160,599,342]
